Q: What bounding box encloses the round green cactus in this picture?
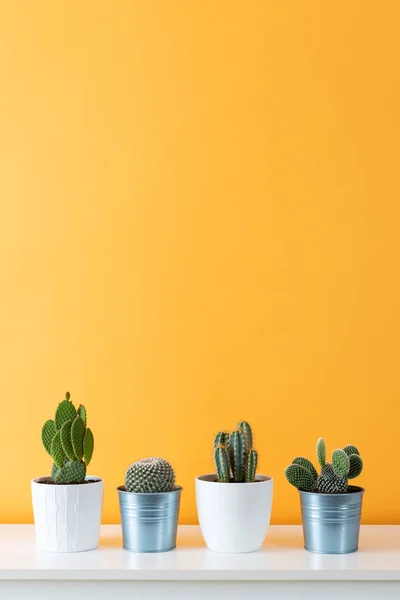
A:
[125,457,175,493]
[41,392,94,484]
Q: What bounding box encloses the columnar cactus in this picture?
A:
[285,437,363,493]
[213,421,258,483]
[125,457,175,493]
[41,391,94,484]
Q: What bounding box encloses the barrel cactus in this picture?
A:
[285,437,363,493]
[125,457,175,493]
[41,391,94,484]
[213,421,258,483]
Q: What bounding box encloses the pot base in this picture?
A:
[305,546,358,555]
[123,545,176,553]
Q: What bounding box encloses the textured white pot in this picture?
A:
[196,473,273,553]
[31,476,104,552]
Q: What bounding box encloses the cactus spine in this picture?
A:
[285,438,363,494]
[213,421,259,483]
[41,392,94,484]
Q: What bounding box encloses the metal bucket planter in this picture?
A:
[299,485,364,554]
[117,485,182,552]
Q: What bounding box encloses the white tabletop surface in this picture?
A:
[0,525,399,581]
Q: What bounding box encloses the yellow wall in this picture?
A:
[0,0,399,525]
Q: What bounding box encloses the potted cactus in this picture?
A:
[31,392,103,552]
[195,421,273,553]
[118,457,182,552]
[285,437,364,554]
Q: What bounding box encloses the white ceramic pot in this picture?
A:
[196,473,273,553]
[31,476,104,552]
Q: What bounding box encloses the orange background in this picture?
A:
[0,0,399,524]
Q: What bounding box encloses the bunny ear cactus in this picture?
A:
[213,421,259,483]
[285,438,363,494]
[41,392,94,484]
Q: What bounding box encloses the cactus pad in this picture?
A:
[332,449,350,478]
[292,456,318,480]
[344,444,359,457]
[214,446,230,482]
[60,420,75,460]
[245,449,258,482]
[83,428,94,466]
[125,457,175,493]
[237,421,253,452]
[316,437,326,468]
[50,430,65,468]
[317,463,348,493]
[55,399,77,431]
[348,454,363,479]
[78,405,87,426]
[71,414,85,460]
[285,464,316,492]
[42,420,56,455]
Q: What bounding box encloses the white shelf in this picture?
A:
[0,524,399,581]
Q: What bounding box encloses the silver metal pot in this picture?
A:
[117,485,182,552]
[299,485,364,554]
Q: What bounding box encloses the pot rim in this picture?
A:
[196,473,273,485]
[299,485,365,497]
[117,484,183,495]
[32,476,104,487]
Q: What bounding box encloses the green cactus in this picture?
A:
[214,445,230,482]
[237,421,253,453]
[41,392,94,484]
[285,437,363,494]
[245,449,258,483]
[213,431,229,448]
[230,430,245,482]
[213,421,259,483]
[316,437,326,467]
[125,457,175,493]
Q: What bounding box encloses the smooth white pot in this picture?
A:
[31,476,104,552]
[196,473,273,553]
